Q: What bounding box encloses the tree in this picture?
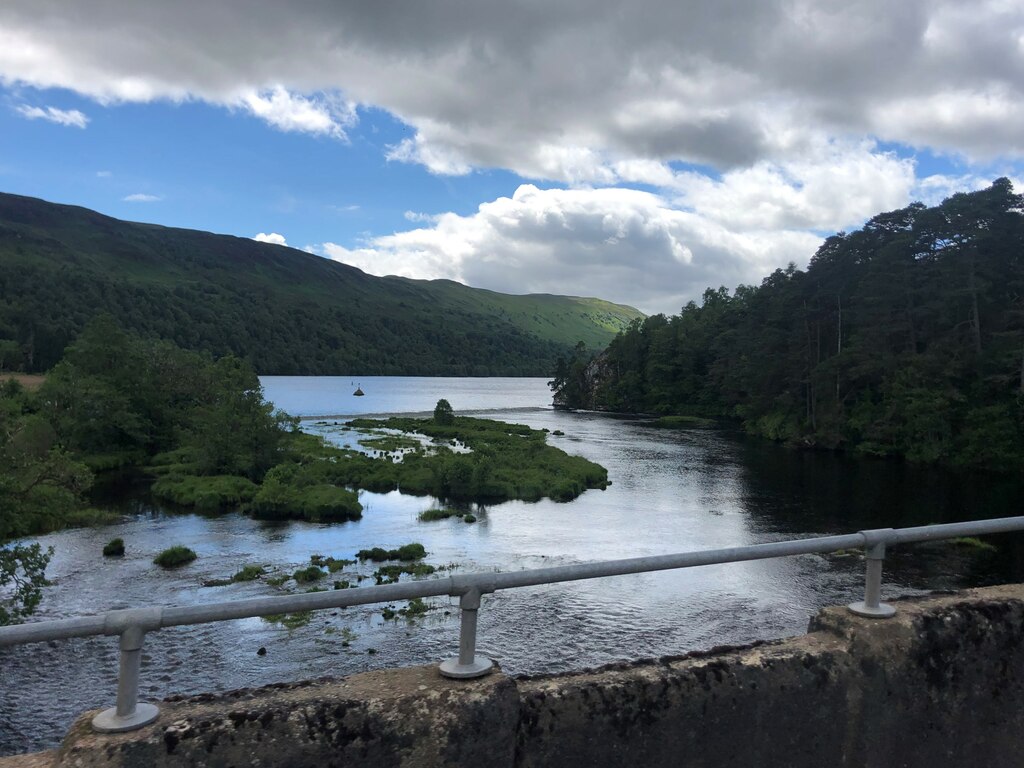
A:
[433,398,455,425]
[0,543,53,626]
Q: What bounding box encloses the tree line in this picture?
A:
[552,179,1024,471]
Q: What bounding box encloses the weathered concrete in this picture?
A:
[55,665,518,768]
[13,584,1024,767]
[515,584,1024,768]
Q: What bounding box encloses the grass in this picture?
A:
[310,554,356,572]
[357,543,427,562]
[338,415,609,504]
[102,538,125,557]
[293,565,327,583]
[262,611,312,630]
[952,537,999,553]
[418,508,462,522]
[358,435,421,452]
[373,563,437,584]
[151,473,257,512]
[154,545,197,568]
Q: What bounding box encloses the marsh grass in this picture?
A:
[154,545,197,568]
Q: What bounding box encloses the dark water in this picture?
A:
[1,377,1022,755]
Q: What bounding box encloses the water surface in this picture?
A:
[1,376,1021,755]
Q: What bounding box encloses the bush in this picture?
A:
[418,508,460,521]
[102,538,125,557]
[154,546,197,568]
[463,513,477,523]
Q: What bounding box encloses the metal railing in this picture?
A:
[2,516,1022,733]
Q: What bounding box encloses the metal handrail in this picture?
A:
[2,516,1022,733]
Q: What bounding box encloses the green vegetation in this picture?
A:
[151,474,257,512]
[374,563,437,584]
[553,180,1024,471]
[311,554,355,572]
[154,545,197,568]
[433,398,455,425]
[262,611,313,630]
[358,435,420,452]
[952,537,999,553]
[0,192,642,377]
[419,508,478,524]
[251,463,362,522]
[292,565,327,583]
[357,543,427,562]
[102,538,125,557]
[0,543,52,625]
[341,415,608,502]
[202,564,267,587]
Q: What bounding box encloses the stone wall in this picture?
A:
[8,584,1024,768]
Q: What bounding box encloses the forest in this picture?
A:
[551,180,1024,471]
[0,192,641,376]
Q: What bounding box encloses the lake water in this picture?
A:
[2,376,1022,755]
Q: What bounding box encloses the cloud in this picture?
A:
[0,1,1021,177]
[238,87,355,139]
[15,104,88,128]
[122,193,161,202]
[96,170,111,177]
[322,184,823,314]
[253,231,287,246]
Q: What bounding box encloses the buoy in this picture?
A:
[353,385,364,396]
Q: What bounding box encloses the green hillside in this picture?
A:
[0,192,643,375]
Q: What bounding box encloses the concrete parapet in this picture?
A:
[13,584,1024,767]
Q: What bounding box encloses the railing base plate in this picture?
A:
[439,656,494,679]
[847,601,896,619]
[92,703,159,733]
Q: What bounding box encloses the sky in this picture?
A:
[1,1,1022,316]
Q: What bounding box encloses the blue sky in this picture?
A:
[1,1,1022,314]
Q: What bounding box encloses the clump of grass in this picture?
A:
[293,565,327,583]
[356,543,427,562]
[262,611,312,630]
[232,564,265,582]
[151,474,258,513]
[358,435,421,452]
[310,554,356,572]
[418,508,462,522]
[374,562,437,584]
[102,538,125,557]
[266,574,289,587]
[462,514,477,523]
[400,597,430,619]
[154,545,197,568]
[952,537,998,553]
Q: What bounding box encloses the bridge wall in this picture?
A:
[19,584,1024,768]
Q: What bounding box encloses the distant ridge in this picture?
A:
[0,192,644,375]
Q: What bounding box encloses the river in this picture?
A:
[1,376,1022,755]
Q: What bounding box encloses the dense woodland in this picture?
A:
[0,192,641,376]
[552,180,1024,471]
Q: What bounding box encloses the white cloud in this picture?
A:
[237,87,355,140]
[253,232,287,246]
[15,104,88,128]
[96,170,111,177]
[123,193,161,202]
[322,184,823,314]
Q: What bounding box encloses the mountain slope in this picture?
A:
[0,192,643,375]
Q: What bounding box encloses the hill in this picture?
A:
[553,179,1024,471]
[0,192,643,375]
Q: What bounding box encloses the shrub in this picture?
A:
[102,538,125,557]
[463,514,477,523]
[356,543,426,562]
[154,546,197,568]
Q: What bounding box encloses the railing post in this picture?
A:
[92,624,160,732]
[848,529,896,618]
[439,587,494,679]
